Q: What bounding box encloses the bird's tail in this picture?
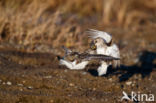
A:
[112,60,120,68]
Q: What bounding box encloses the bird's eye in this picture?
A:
[94,40,97,43]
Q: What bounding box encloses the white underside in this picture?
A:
[97,61,108,76]
[59,59,89,70]
[96,44,120,76]
[96,44,120,58]
[59,43,119,76]
[106,44,120,58]
[96,47,106,54]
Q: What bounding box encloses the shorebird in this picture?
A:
[58,46,120,73]
[58,29,120,76]
[58,46,89,70]
[87,29,120,76]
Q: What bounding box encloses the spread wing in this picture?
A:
[86,29,112,44]
[81,54,120,61]
[61,46,120,61]
[106,44,120,68]
[107,44,120,58]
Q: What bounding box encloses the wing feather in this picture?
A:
[86,29,112,43]
[106,44,120,68]
[82,54,120,61]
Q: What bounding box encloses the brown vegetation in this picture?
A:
[0,0,155,51]
[0,1,155,102]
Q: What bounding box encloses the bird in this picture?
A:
[59,59,89,70]
[58,46,89,70]
[58,29,120,76]
[86,29,120,76]
[58,46,120,72]
[86,29,112,44]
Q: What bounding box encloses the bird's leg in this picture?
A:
[97,61,108,76]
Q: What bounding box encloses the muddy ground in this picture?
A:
[0,27,155,103]
[0,0,156,102]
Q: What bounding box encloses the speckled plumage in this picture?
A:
[59,29,120,76]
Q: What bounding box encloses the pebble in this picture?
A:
[109,78,113,82]
[64,70,68,73]
[50,100,54,103]
[82,72,87,75]
[27,86,33,89]
[18,84,23,86]
[69,83,74,87]
[68,94,72,97]
[126,81,132,85]
[7,81,12,85]
[22,81,26,83]
[0,80,2,82]
[105,98,108,102]
[93,88,96,91]
[19,88,23,91]
[44,76,52,79]
[133,58,139,63]
[132,83,135,87]
[91,97,95,101]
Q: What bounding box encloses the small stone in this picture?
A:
[132,83,135,87]
[27,86,33,89]
[69,83,74,87]
[50,100,54,103]
[0,80,2,82]
[2,82,5,85]
[105,98,108,101]
[126,81,132,85]
[44,76,52,79]
[68,94,72,97]
[109,78,112,82]
[22,81,26,83]
[64,70,68,73]
[92,98,95,101]
[82,72,87,75]
[93,88,96,91]
[7,81,12,85]
[19,88,23,91]
[18,84,23,86]
[133,58,139,63]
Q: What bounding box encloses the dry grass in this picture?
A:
[103,0,156,26]
[0,0,155,51]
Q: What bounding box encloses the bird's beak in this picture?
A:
[90,41,96,50]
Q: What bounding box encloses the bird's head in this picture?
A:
[90,38,107,50]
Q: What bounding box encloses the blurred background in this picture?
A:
[0,0,156,102]
[0,0,155,53]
